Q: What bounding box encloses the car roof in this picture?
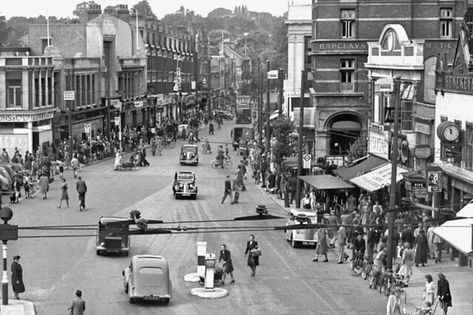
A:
[132,255,168,268]
[182,144,198,149]
[289,209,317,218]
[176,171,195,175]
[99,216,130,224]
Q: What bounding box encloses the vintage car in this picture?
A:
[179,144,199,166]
[172,171,197,199]
[214,110,234,121]
[285,209,317,248]
[96,216,130,256]
[122,255,172,304]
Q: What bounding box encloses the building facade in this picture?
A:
[310,0,466,163]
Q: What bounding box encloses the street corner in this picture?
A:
[0,299,35,315]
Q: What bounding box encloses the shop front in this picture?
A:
[0,109,56,154]
[53,107,105,145]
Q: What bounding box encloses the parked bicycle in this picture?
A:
[351,251,364,276]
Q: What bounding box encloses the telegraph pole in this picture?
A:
[278,68,284,115]
[266,60,271,154]
[68,59,75,160]
[258,59,263,146]
[386,77,401,270]
[295,70,306,209]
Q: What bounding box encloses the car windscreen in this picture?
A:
[177,174,194,181]
[182,146,197,153]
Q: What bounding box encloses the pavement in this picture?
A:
[260,185,473,315]
[0,300,35,315]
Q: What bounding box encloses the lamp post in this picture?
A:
[266,60,270,154]
[68,58,75,160]
[0,207,18,305]
[295,70,306,209]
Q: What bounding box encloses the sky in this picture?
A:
[1,0,310,19]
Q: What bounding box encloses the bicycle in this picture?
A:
[210,156,233,169]
[361,258,373,280]
[351,251,364,276]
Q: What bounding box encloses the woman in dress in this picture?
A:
[58,177,69,208]
[386,288,405,315]
[11,255,25,300]
[38,173,49,200]
[218,244,235,284]
[399,242,414,284]
[415,229,429,267]
[423,274,436,306]
[114,150,123,170]
[437,272,452,315]
[313,227,329,262]
[301,193,311,210]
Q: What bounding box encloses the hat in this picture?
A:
[13,255,20,260]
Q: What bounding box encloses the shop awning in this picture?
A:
[299,175,354,190]
[350,163,406,192]
[457,203,473,218]
[333,155,387,181]
[433,218,473,255]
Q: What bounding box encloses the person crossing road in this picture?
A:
[221,175,233,204]
[76,176,87,211]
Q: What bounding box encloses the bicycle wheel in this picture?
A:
[210,160,219,169]
[362,265,372,280]
[352,259,363,276]
[224,160,233,169]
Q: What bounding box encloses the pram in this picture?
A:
[198,266,224,286]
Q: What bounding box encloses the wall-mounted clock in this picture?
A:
[437,121,460,143]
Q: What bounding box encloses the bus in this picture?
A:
[235,95,252,124]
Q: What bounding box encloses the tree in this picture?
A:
[132,0,156,18]
[271,117,295,167]
[347,136,367,162]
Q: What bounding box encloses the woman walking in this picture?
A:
[423,274,436,306]
[399,242,414,284]
[58,177,69,208]
[218,244,235,284]
[11,255,25,300]
[313,227,329,262]
[386,288,406,315]
[244,235,260,277]
[38,173,49,199]
[415,229,429,267]
[437,273,452,315]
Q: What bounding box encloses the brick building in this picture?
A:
[310,0,467,164]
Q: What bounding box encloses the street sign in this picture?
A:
[267,70,279,79]
[84,123,91,133]
[303,154,311,169]
[376,77,394,92]
[0,224,18,241]
[63,90,75,101]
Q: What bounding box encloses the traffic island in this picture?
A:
[190,287,228,299]
[0,300,35,315]
[184,272,200,282]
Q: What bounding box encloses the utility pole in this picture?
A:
[386,77,401,270]
[295,70,306,209]
[68,59,75,160]
[278,68,284,115]
[266,60,271,154]
[258,59,263,146]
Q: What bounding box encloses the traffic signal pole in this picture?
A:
[386,77,401,270]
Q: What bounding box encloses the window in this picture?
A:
[466,9,473,37]
[341,9,355,39]
[340,59,355,91]
[464,123,473,170]
[6,80,21,108]
[440,9,453,38]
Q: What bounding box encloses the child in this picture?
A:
[23,175,30,199]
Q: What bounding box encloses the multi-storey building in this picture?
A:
[223,43,251,92]
[310,0,467,164]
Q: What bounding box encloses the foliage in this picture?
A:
[271,117,295,166]
[132,0,156,18]
[347,136,368,162]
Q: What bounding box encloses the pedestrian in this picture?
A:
[287,173,297,205]
[399,242,414,284]
[336,226,349,264]
[58,177,69,208]
[71,154,80,178]
[415,229,428,267]
[209,122,214,135]
[313,227,329,262]
[244,234,260,277]
[386,288,406,315]
[437,273,452,315]
[327,210,339,247]
[231,174,240,205]
[423,274,436,306]
[352,232,366,260]
[76,176,87,211]
[1,148,10,163]
[218,244,235,284]
[11,255,25,300]
[39,173,49,199]
[23,175,30,199]
[221,175,233,204]
[11,177,21,204]
[68,289,86,315]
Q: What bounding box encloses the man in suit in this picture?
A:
[68,289,86,315]
[244,234,259,277]
[221,175,233,204]
[76,177,87,211]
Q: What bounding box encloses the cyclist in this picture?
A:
[70,154,80,178]
[216,146,225,169]
[352,232,366,261]
[370,247,388,289]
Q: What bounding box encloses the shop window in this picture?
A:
[464,123,473,170]
[340,59,355,92]
[440,8,453,38]
[6,80,21,108]
[340,9,355,39]
[401,83,414,131]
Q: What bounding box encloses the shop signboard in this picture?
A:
[451,178,473,196]
[303,154,311,169]
[368,124,389,160]
[427,170,441,192]
[414,145,432,159]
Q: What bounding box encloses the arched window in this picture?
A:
[423,57,437,104]
[381,29,401,52]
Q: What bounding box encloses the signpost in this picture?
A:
[303,154,311,169]
[64,89,75,161]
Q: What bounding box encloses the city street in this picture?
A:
[8,121,386,315]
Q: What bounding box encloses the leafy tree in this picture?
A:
[271,116,295,167]
[132,0,156,18]
[347,136,367,162]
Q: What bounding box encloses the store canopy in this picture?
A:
[350,163,406,192]
[333,155,387,181]
[457,203,473,218]
[434,218,473,255]
[299,175,354,190]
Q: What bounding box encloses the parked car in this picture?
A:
[96,216,130,256]
[285,209,317,248]
[214,110,234,121]
[122,255,172,304]
[172,171,198,199]
[179,144,199,166]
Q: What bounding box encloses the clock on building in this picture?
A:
[436,121,460,143]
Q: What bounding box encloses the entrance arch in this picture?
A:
[325,112,364,155]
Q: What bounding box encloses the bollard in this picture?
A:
[204,253,216,292]
[197,241,207,278]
